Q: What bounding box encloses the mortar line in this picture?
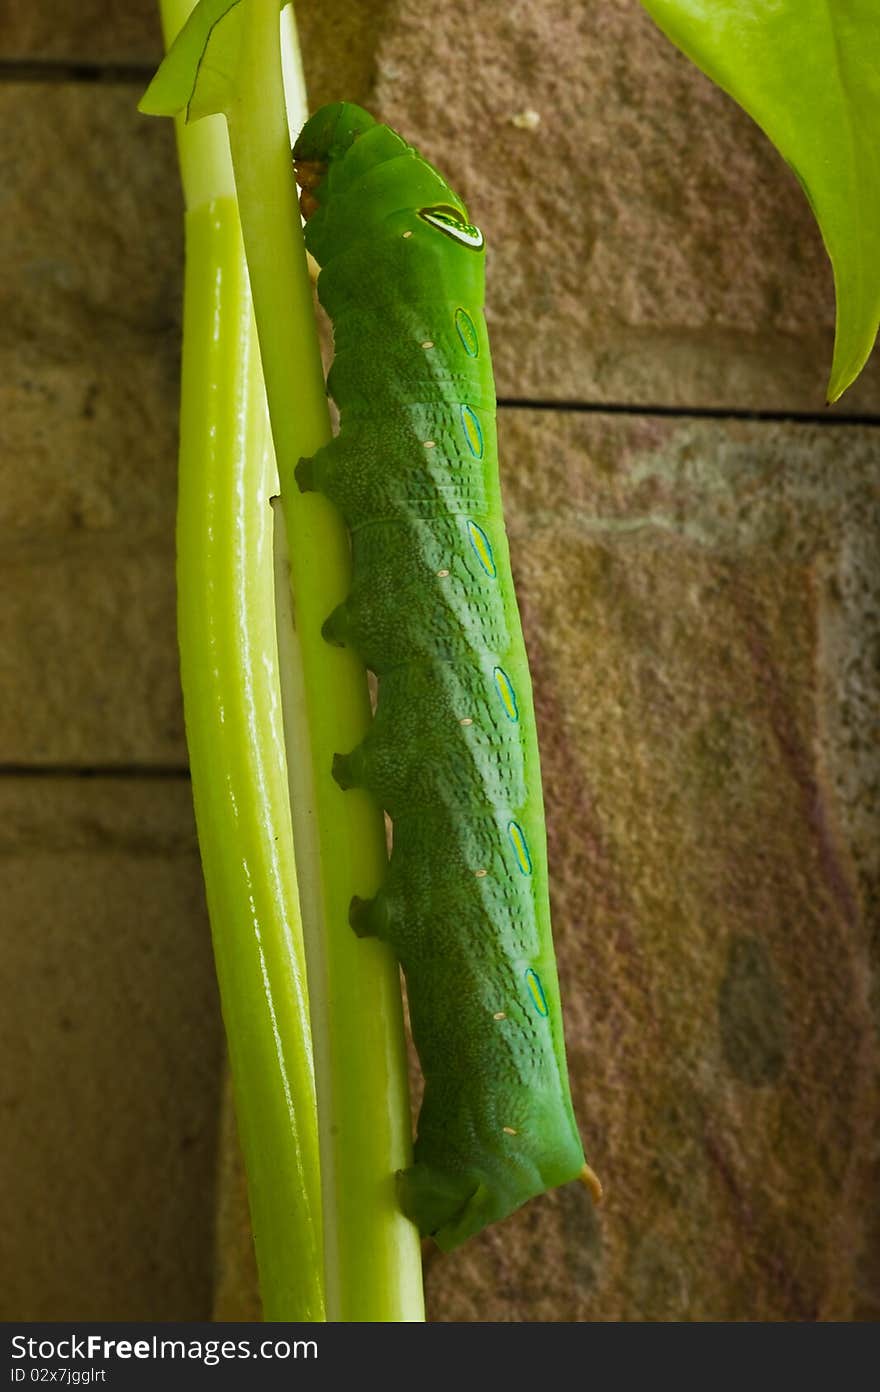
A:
[0,764,191,779]
[497,398,880,427]
[0,59,158,84]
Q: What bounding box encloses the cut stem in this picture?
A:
[153,0,424,1321]
[161,0,323,1320]
[224,0,423,1322]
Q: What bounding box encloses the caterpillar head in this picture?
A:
[293,101,376,165]
[293,102,474,273]
[293,102,376,218]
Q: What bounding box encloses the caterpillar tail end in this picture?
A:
[579,1161,603,1206]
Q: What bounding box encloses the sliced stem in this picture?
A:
[225,0,424,1321]
[156,0,423,1321]
[161,0,323,1321]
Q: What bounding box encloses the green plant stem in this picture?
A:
[224,0,424,1322]
[154,0,424,1320]
[161,0,323,1321]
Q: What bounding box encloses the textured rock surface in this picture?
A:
[0,779,223,1320]
[0,85,184,764]
[211,1075,262,1323]
[2,1,162,63]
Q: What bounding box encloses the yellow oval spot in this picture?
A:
[459,717,473,726]
[455,306,480,358]
[493,1011,506,1021]
[493,667,519,723]
[436,568,450,577]
[502,1127,518,1136]
[507,821,533,876]
[525,967,549,1018]
[424,440,436,449]
[474,868,488,878]
[402,230,413,238]
[467,520,496,578]
[460,404,484,459]
[421,340,434,349]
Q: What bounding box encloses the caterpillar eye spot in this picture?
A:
[436,568,450,578]
[493,1011,507,1021]
[423,440,436,449]
[474,868,488,878]
[418,204,484,250]
[459,717,473,726]
[502,1127,518,1136]
[421,340,435,349]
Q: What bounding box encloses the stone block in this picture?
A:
[0,778,223,1319]
[0,84,184,764]
[2,1,163,65]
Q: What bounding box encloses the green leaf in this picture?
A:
[639,0,880,401]
[139,0,244,120]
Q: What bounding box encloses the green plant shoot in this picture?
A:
[145,0,423,1322]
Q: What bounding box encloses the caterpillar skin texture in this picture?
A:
[294,103,593,1251]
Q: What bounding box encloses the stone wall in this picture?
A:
[2,0,877,1321]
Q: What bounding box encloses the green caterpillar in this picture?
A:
[293,102,600,1251]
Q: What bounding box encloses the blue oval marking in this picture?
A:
[467,521,496,578]
[460,404,484,459]
[507,821,532,876]
[525,968,549,1017]
[493,667,519,723]
[455,307,480,358]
